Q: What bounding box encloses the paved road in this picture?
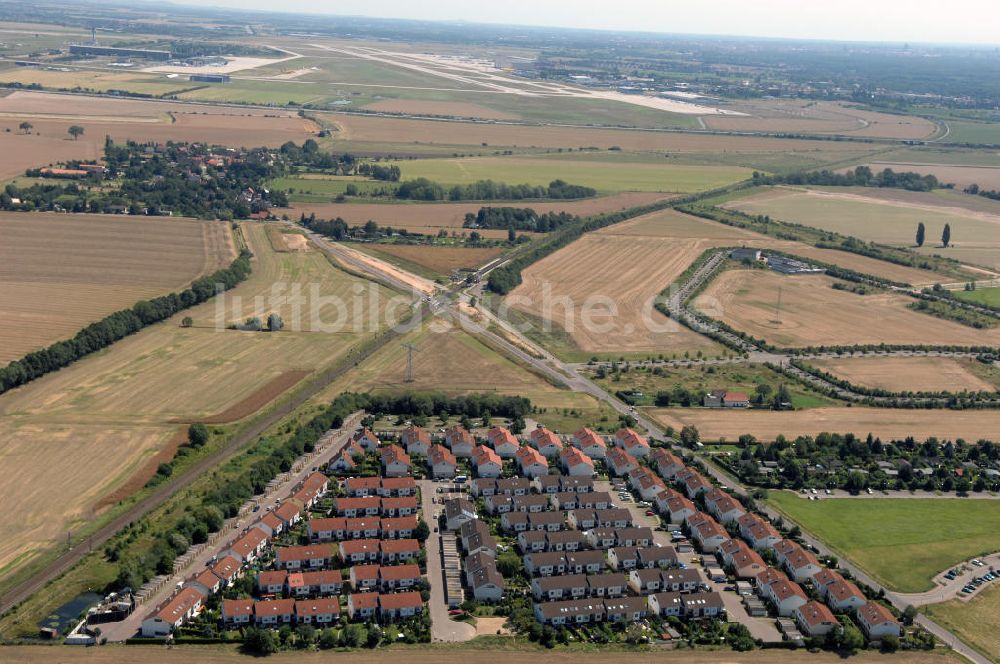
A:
[595,481,782,643]
[101,413,364,642]
[417,480,475,642]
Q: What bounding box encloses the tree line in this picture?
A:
[752,165,945,192]
[464,206,578,232]
[395,178,596,202]
[0,250,252,396]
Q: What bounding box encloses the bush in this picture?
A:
[188,423,209,447]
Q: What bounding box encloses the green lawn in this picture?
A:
[956,286,1000,307]
[388,155,754,194]
[767,491,1000,592]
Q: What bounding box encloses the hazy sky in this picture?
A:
[192,0,1000,45]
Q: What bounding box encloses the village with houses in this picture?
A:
[118,411,910,651]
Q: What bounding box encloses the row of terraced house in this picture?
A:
[328,424,652,480]
[140,471,331,637]
[648,447,902,644]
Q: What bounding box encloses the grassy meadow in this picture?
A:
[388,154,755,193]
[767,491,1000,593]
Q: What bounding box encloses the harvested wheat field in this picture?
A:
[0,422,176,579]
[697,269,1000,348]
[364,244,503,275]
[286,192,672,237]
[317,320,600,417]
[652,406,1000,442]
[0,213,234,363]
[810,356,997,393]
[0,223,394,579]
[510,216,729,355]
[704,100,937,140]
[606,206,941,285]
[509,207,939,358]
[362,98,519,120]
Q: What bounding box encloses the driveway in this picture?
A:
[595,481,782,643]
[417,480,475,642]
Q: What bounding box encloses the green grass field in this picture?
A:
[767,491,1000,592]
[924,584,1000,663]
[388,154,753,194]
[956,286,1000,307]
[941,121,1000,145]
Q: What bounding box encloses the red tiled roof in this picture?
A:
[255,598,295,616]
[295,598,340,617]
[378,590,423,610]
[222,598,253,617]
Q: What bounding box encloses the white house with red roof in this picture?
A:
[571,428,607,459]
[560,446,595,477]
[487,426,520,458]
[472,444,503,478]
[515,445,549,478]
[428,444,458,478]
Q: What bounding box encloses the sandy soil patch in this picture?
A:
[366,244,503,275]
[474,616,511,636]
[651,406,1000,442]
[267,227,311,252]
[810,356,996,393]
[363,98,519,120]
[697,269,1000,348]
[0,213,234,363]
